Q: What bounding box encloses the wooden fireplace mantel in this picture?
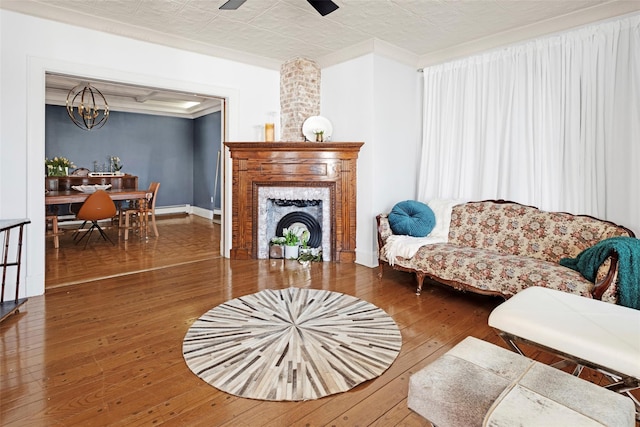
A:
[225,142,364,262]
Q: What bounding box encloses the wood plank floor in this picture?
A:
[2,215,636,426]
[45,214,221,288]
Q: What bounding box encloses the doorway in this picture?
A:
[29,61,236,294]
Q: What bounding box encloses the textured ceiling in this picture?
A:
[3,0,639,69]
[4,0,639,116]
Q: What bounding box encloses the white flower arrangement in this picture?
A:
[110,156,123,172]
[45,156,75,169]
[283,226,306,246]
[270,236,286,245]
[45,156,75,176]
[300,230,310,248]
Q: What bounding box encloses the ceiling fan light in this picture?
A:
[219,0,247,10]
[307,0,339,16]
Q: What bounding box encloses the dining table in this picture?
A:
[45,188,149,205]
[45,188,152,242]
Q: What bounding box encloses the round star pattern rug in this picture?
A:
[183,287,402,401]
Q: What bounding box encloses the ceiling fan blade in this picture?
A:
[219,0,247,10]
[307,0,339,16]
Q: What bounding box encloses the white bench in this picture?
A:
[488,286,640,417]
[408,336,635,426]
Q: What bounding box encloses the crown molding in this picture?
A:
[316,38,419,69]
[1,3,282,70]
[46,89,221,119]
[5,0,637,73]
[417,2,640,68]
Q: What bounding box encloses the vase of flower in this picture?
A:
[283,226,302,259]
[45,156,74,177]
[299,247,311,256]
[47,165,68,176]
[110,156,123,174]
[284,244,299,260]
[269,236,286,259]
[299,230,310,252]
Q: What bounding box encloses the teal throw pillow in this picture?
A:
[388,200,436,237]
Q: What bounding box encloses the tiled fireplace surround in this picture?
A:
[225,142,363,262]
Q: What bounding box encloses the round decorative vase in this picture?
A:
[284,245,299,260]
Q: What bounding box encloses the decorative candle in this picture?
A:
[265,123,275,142]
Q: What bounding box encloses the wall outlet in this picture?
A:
[210,196,214,203]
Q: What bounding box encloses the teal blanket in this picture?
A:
[560,236,640,309]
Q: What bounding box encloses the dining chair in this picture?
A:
[119,182,160,240]
[45,214,60,249]
[74,190,117,247]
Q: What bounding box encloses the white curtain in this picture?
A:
[418,14,640,233]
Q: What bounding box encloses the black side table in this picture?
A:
[0,218,31,323]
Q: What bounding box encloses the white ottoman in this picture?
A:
[488,286,640,384]
[408,336,635,427]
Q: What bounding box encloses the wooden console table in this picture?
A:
[46,174,138,192]
[0,218,30,323]
[225,142,363,262]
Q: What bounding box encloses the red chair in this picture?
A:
[74,190,117,247]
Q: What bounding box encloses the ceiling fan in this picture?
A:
[220,0,339,16]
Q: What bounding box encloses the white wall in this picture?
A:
[0,10,280,298]
[321,54,420,267]
[372,55,422,213]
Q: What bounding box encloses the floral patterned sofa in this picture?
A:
[377,200,635,303]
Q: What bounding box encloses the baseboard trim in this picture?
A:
[57,204,196,225]
[191,206,213,219]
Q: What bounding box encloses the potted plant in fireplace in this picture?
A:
[283,227,300,259]
[299,230,311,256]
[269,236,286,259]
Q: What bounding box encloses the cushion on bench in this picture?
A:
[390,244,597,298]
[489,286,640,379]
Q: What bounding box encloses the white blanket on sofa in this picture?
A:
[384,199,463,266]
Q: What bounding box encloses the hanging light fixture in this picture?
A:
[66,82,110,130]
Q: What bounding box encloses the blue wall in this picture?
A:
[45,105,221,209]
[194,111,222,210]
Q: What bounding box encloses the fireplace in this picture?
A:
[258,186,331,260]
[225,142,363,262]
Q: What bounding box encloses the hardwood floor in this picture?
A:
[2,216,636,426]
[45,214,221,288]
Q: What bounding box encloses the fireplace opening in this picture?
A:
[275,211,322,248]
[267,198,323,248]
[258,186,332,260]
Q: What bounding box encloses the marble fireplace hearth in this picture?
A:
[225,142,363,262]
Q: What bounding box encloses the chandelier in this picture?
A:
[66,83,110,131]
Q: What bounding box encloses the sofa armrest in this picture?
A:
[592,253,620,301]
[376,214,392,250]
